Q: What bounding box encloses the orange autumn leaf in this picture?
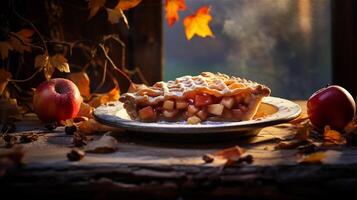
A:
[213,145,245,161]
[323,125,345,145]
[67,72,91,99]
[165,0,186,26]
[88,85,120,108]
[183,6,214,40]
[77,102,93,118]
[116,0,142,11]
[0,42,13,60]
[88,0,106,19]
[78,119,117,134]
[0,69,12,95]
[9,29,34,53]
[298,151,326,164]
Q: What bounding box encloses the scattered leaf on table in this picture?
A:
[183,6,214,40]
[116,0,142,10]
[0,98,22,122]
[0,41,13,60]
[344,120,357,146]
[344,120,357,134]
[203,146,252,166]
[323,125,345,145]
[88,0,106,19]
[88,85,120,108]
[165,0,186,26]
[67,149,85,161]
[106,8,128,27]
[67,72,91,99]
[9,29,34,53]
[0,69,12,95]
[298,151,326,164]
[85,134,118,153]
[77,102,93,118]
[289,112,309,125]
[275,140,308,150]
[77,118,117,134]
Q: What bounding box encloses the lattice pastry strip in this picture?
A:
[120,72,271,124]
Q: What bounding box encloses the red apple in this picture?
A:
[33,78,82,123]
[307,85,356,130]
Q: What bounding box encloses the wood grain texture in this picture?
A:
[2,101,357,199]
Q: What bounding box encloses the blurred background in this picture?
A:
[164,0,332,99]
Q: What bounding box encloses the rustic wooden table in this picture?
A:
[1,101,357,199]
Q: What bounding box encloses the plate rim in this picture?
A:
[93,96,302,134]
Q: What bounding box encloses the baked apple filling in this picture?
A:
[119,72,271,124]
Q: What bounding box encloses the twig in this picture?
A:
[103,34,125,68]
[8,32,45,52]
[9,68,41,83]
[95,60,107,92]
[11,0,48,53]
[98,44,133,85]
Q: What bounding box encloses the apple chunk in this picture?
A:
[188,105,199,114]
[163,109,178,118]
[176,100,188,109]
[207,104,224,116]
[221,97,235,109]
[187,116,201,124]
[138,106,156,120]
[163,100,175,110]
[197,109,208,120]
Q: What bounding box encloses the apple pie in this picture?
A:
[119,72,271,124]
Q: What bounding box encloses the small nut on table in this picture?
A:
[67,149,85,161]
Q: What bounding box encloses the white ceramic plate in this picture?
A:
[94,97,301,139]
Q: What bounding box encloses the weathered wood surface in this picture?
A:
[2,101,357,199]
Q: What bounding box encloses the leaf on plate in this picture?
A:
[77,102,93,118]
[88,0,106,19]
[298,151,326,164]
[0,41,13,60]
[116,0,142,11]
[77,118,117,134]
[165,0,186,26]
[323,125,345,146]
[183,6,214,40]
[67,72,91,99]
[0,69,12,96]
[85,134,118,153]
[9,29,34,53]
[88,84,120,108]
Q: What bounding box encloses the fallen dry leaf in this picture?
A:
[67,72,91,99]
[298,151,326,164]
[165,0,186,26]
[344,120,357,146]
[88,85,120,108]
[85,134,118,153]
[203,146,252,166]
[323,125,345,146]
[106,8,128,27]
[116,0,142,10]
[289,112,309,125]
[0,69,12,95]
[67,149,85,161]
[183,6,214,40]
[35,54,70,80]
[77,118,117,134]
[293,122,311,141]
[77,102,93,118]
[9,29,34,53]
[88,0,106,19]
[0,41,13,60]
